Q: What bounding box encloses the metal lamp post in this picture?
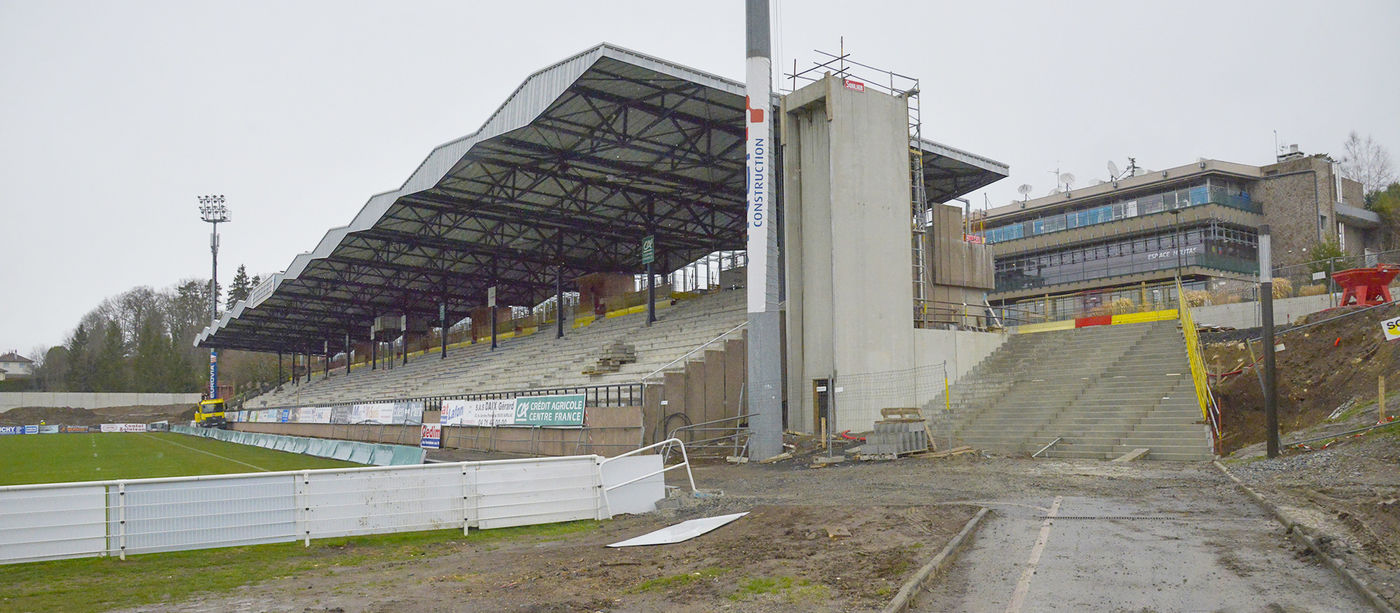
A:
[199,195,230,399]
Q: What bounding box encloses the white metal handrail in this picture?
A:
[638,322,747,384]
[598,437,697,518]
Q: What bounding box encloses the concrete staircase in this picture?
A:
[929,321,1213,461]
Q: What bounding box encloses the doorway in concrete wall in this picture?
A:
[813,379,831,434]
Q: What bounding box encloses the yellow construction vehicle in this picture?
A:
[194,398,229,428]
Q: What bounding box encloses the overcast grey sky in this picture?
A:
[2,0,1397,354]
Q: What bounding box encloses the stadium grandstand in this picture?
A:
[197,43,1010,454]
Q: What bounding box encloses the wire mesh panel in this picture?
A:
[302,464,466,539]
[833,362,947,431]
[0,484,107,563]
[473,458,603,529]
[110,475,297,556]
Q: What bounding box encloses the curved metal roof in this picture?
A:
[198,43,1007,353]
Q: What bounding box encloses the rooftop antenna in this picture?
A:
[1127,157,1138,176]
[1107,160,1120,181]
[1017,183,1032,203]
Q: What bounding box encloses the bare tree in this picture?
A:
[1339,131,1396,197]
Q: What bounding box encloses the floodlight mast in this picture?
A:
[199,195,229,400]
[745,0,783,461]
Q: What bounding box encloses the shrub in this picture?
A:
[1298,284,1328,297]
[1271,277,1292,298]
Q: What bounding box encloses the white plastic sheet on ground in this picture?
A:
[606,512,748,548]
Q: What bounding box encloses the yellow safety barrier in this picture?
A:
[1176,279,1220,445]
[1014,320,1075,334]
[1110,309,1179,325]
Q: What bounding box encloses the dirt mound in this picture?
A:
[0,403,192,427]
[1209,302,1400,453]
[0,406,100,426]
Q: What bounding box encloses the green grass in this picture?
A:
[629,566,731,593]
[0,521,600,613]
[0,432,360,485]
[728,576,830,603]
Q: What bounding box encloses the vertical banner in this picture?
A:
[745,57,771,315]
[208,349,219,399]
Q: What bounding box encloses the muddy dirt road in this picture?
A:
[116,455,1375,612]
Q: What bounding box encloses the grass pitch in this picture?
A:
[0,432,360,485]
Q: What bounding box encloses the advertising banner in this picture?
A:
[278,409,291,423]
[23,425,39,434]
[0,426,21,435]
[1382,315,1400,341]
[301,406,333,424]
[347,404,370,424]
[513,394,586,427]
[440,394,586,428]
[99,423,147,433]
[393,401,425,425]
[62,426,88,433]
[419,423,441,449]
[355,402,396,425]
[330,406,351,424]
[442,398,515,427]
[39,425,60,434]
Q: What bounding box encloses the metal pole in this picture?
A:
[277,351,282,385]
[491,306,498,350]
[1328,257,1336,309]
[646,261,656,325]
[440,303,448,359]
[345,334,351,376]
[371,331,377,370]
[745,0,783,460]
[1260,225,1280,458]
[323,341,329,379]
[556,266,565,338]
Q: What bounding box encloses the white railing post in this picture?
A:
[299,470,311,547]
[116,481,126,561]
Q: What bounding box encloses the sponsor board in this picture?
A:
[23,425,39,434]
[441,398,516,427]
[440,394,586,428]
[39,425,60,434]
[0,426,22,435]
[513,394,586,427]
[99,423,148,433]
[1383,315,1400,341]
[420,423,442,449]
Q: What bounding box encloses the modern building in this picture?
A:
[977,147,1378,317]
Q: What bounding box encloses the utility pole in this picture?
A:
[1259,225,1280,458]
[199,195,229,400]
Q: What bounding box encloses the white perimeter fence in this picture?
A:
[0,441,690,565]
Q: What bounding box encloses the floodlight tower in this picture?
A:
[199,195,229,399]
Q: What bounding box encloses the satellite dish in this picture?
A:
[1107,160,1120,179]
[1059,172,1076,190]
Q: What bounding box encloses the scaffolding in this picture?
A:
[785,42,929,303]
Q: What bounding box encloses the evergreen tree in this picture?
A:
[93,321,128,392]
[64,323,92,391]
[227,265,252,309]
[132,317,167,392]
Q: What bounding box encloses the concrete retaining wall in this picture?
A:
[913,328,1008,382]
[0,392,202,412]
[1190,294,1335,330]
[233,405,644,457]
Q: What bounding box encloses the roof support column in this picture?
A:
[556,266,565,339]
[277,350,282,386]
[402,315,409,366]
[345,333,351,376]
[490,306,498,350]
[323,341,330,380]
[371,330,377,370]
[439,303,448,360]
